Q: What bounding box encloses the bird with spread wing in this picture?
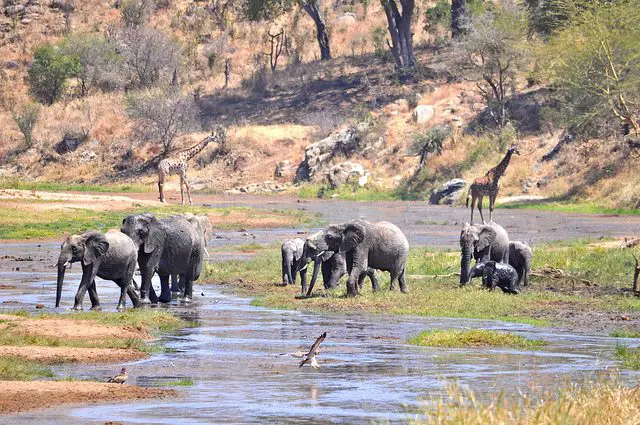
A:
[298,332,327,369]
[107,367,128,384]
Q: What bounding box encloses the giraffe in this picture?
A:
[466,144,520,224]
[157,129,223,205]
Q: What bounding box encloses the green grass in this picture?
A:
[296,182,400,201]
[201,239,640,326]
[52,309,188,333]
[0,203,321,240]
[0,356,55,381]
[157,378,195,387]
[611,330,640,338]
[408,329,546,348]
[614,344,640,369]
[498,200,640,216]
[0,177,151,193]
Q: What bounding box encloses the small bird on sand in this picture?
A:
[107,367,128,384]
[299,332,327,369]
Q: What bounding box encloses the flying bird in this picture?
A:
[107,367,128,384]
[299,332,327,369]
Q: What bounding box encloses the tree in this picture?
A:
[380,0,415,69]
[455,2,529,128]
[451,0,466,39]
[542,1,640,136]
[61,33,123,96]
[126,88,200,154]
[28,44,81,105]
[11,102,41,148]
[120,0,154,27]
[408,125,450,172]
[243,0,331,61]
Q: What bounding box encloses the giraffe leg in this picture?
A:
[477,195,486,225]
[158,173,166,203]
[179,174,186,205]
[184,176,192,206]
[470,193,477,224]
[489,193,497,222]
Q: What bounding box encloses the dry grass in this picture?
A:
[413,380,640,425]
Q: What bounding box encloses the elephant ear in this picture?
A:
[477,226,497,252]
[339,222,365,253]
[83,233,109,265]
[143,217,160,254]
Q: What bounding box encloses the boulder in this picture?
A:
[326,162,366,189]
[336,13,357,27]
[294,122,376,183]
[4,5,25,16]
[5,61,19,69]
[414,105,435,124]
[54,132,85,155]
[429,178,466,205]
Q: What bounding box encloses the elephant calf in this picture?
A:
[469,240,532,288]
[281,238,307,293]
[56,231,140,311]
[481,261,520,294]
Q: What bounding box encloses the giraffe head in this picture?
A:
[508,144,520,155]
[210,126,226,143]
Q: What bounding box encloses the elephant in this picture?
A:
[281,238,308,293]
[121,213,201,304]
[304,219,409,297]
[509,241,532,287]
[299,234,379,297]
[468,240,532,287]
[55,231,140,311]
[460,221,510,285]
[171,213,211,295]
[481,261,520,294]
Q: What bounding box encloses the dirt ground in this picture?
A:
[0,346,146,364]
[0,381,176,414]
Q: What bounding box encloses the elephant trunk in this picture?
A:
[306,257,322,297]
[285,254,294,286]
[460,252,472,285]
[56,261,68,308]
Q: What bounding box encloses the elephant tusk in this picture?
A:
[316,251,326,258]
[204,247,210,257]
[299,264,308,271]
[63,261,71,268]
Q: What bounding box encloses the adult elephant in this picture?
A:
[305,219,409,297]
[55,231,140,311]
[171,213,211,295]
[459,221,509,285]
[299,234,379,297]
[121,213,201,304]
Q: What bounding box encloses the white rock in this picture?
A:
[414,105,435,124]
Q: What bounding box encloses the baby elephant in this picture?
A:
[482,261,520,294]
[281,238,307,293]
[509,241,532,287]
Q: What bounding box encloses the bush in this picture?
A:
[371,27,389,60]
[120,0,154,27]
[126,88,200,154]
[408,125,451,170]
[11,103,41,148]
[424,0,451,36]
[28,44,81,105]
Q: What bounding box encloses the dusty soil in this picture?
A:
[0,189,161,210]
[0,314,150,341]
[0,381,176,414]
[0,346,146,364]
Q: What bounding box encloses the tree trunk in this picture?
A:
[302,2,331,60]
[451,0,467,39]
[380,0,415,70]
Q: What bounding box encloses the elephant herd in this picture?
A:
[282,219,532,297]
[55,212,211,310]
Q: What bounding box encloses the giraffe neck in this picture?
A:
[492,151,513,179]
[182,138,210,160]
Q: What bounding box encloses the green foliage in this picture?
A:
[424,0,451,35]
[0,357,54,381]
[408,329,546,348]
[120,0,154,27]
[611,330,640,338]
[242,0,293,21]
[11,102,40,148]
[615,344,640,370]
[28,44,81,105]
[540,1,640,137]
[371,26,389,60]
[524,0,582,37]
[408,125,451,168]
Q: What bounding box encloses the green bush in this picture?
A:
[28,44,81,105]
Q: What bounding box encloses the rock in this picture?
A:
[54,132,86,155]
[5,61,18,69]
[336,13,357,27]
[429,178,466,205]
[20,18,31,24]
[326,162,367,189]
[4,5,25,16]
[294,122,379,183]
[537,177,548,188]
[414,105,435,124]
[35,303,45,309]
[79,150,97,162]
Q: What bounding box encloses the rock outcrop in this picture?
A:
[429,178,466,205]
[326,162,367,189]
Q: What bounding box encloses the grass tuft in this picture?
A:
[408,329,546,348]
[0,356,54,381]
[157,378,195,387]
[610,330,640,338]
[614,344,640,370]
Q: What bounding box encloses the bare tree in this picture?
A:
[11,102,41,149]
[267,28,284,72]
[380,0,415,69]
[126,88,200,154]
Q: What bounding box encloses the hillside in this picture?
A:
[0,0,637,208]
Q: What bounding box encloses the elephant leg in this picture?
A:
[389,270,399,291]
[182,274,194,303]
[139,260,156,304]
[398,268,408,293]
[87,280,101,311]
[368,268,380,292]
[299,268,308,295]
[345,252,364,297]
[114,278,128,311]
[322,262,334,289]
[158,274,172,303]
[171,274,180,293]
[357,272,367,292]
[281,256,288,285]
[74,265,99,310]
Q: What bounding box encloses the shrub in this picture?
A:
[126,88,200,154]
[11,103,41,148]
[371,27,389,60]
[424,0,451,36]
[120,0,154,27]
[28,44,81,105]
